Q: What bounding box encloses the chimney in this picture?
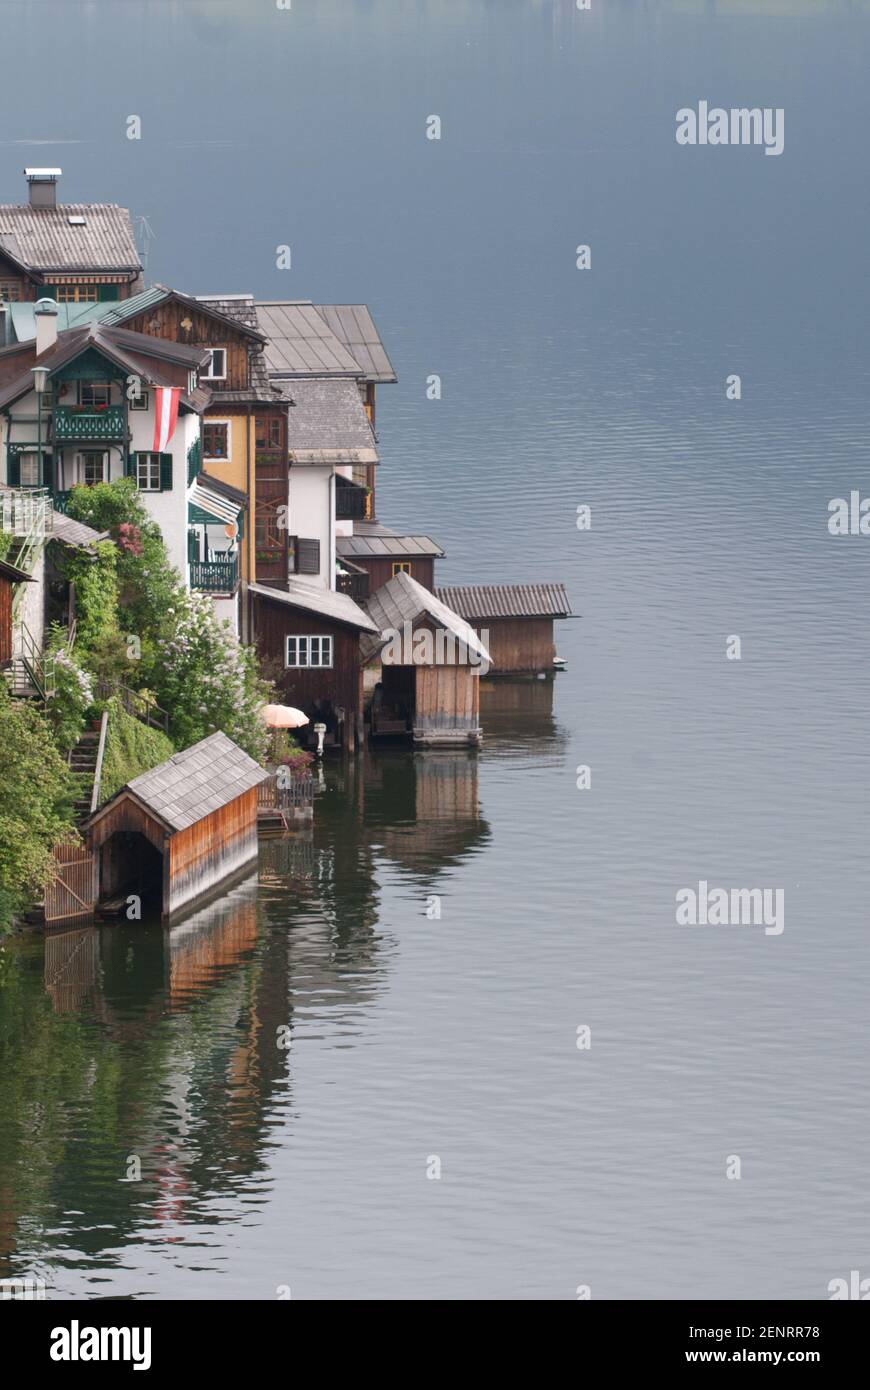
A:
[24,167,61,208]
[34,297,58,356]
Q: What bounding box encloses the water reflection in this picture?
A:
[0,686,562,1292]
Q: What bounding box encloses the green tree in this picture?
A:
[0,687,78,931]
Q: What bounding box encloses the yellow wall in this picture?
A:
[202,412,255,586]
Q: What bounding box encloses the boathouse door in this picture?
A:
[99,831,164,914]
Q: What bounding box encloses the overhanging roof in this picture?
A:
[434,583,572,621]
[314,304,397,383]
[188,477,244,526]
[361,570,492,665]
[0,202,141,274]
[248,580,379,633]
[337,532,444,560]
[89,731,268,834]
[255,300,363,377]
[286,377,378,465]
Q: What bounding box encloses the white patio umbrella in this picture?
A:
[260,703,309,729]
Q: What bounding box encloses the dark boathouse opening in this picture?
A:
[99,831,164,911]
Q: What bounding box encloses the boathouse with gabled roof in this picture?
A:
[87,731,269,921]
[363,571,492,747]
[434,582,573,677]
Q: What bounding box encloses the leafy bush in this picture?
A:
[63,479,181,637]
[98,697,174,803]
[44,627,94,752]
[150,592,270,761]
[0,686,78,931]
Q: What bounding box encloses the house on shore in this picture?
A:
[87,731,268,922]
[249,579,379,753]
[434,583,572,676]
[362,571,491,748]
[336,521,444,599]
[0,168,143,305]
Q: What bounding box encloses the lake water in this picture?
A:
[2,0,870,1300]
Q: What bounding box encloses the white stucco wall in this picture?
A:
[128,405,197,584]
[289,465,333,590]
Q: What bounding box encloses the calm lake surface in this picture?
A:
[2,0,870,1299]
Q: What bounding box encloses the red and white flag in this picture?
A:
[152,386,181,453]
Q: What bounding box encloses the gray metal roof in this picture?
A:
[116,731,268,833]
[287,377,378,464]
[361,571,491,665]
[248,579,379,632]
[0,203,141,273]
[314,304,397,383]
[337,532,444,559]
[434,583,572,621]
[50,511,109,549]
[255,301,363,377]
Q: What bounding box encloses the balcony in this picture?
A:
[53,405,126,442]
[190,556,239,594]
[337,561,370,603]
[335,476,370,521]
[0,486,53,538]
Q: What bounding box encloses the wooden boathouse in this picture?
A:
[363,571,492,747]
[434,583,572,676]
[87,732,268,922]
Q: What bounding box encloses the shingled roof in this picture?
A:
[96,731,268,833]
[434,583,572,621]
[286,377,378,464]
[0,203,140,274]
[361,571,491,666]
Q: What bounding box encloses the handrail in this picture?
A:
[89,709,110,814]
[97,678,170,735]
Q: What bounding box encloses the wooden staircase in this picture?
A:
[69,729,101,825]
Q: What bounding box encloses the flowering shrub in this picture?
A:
[45,634,94,752]
[148,592,271,761]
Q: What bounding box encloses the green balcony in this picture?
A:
[53,405,126,442]
[189,556,239,593]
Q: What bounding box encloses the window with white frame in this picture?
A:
[80,451,107,486]
[286,635,333,669]
[201,347,227,380]
[136,452,162,491]
[129,387,149,411]
[19,452,40,486]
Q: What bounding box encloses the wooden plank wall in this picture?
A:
[166,788,259,918]
[0,575,13,666]
[123,303,251,390]
[44,842,98,924]
[415,665,480,736]
[252,597,363,747]
[355,556,435,593]
[470,617,555,673]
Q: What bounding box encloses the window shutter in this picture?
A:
[125,452,137,479]
[7,452,20,486]
[98,285,119,302]
[296,538,320,574]
[159,453,173,491]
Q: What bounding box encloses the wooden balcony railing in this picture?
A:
[335,477,370,521]
[190,556,239,593]
[53,405,126,442]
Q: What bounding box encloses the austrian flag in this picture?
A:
[152,386,181,453]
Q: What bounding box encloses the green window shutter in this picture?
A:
[159,453,173,491]
[125,452,137,479]
[40,286,58,301]
[7,452,20,486]
[98,285,120,302]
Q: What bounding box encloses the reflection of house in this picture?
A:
[363,571,491,747]
[434,582,572,676]
[88,732,268,921]
[0,168,142,304]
